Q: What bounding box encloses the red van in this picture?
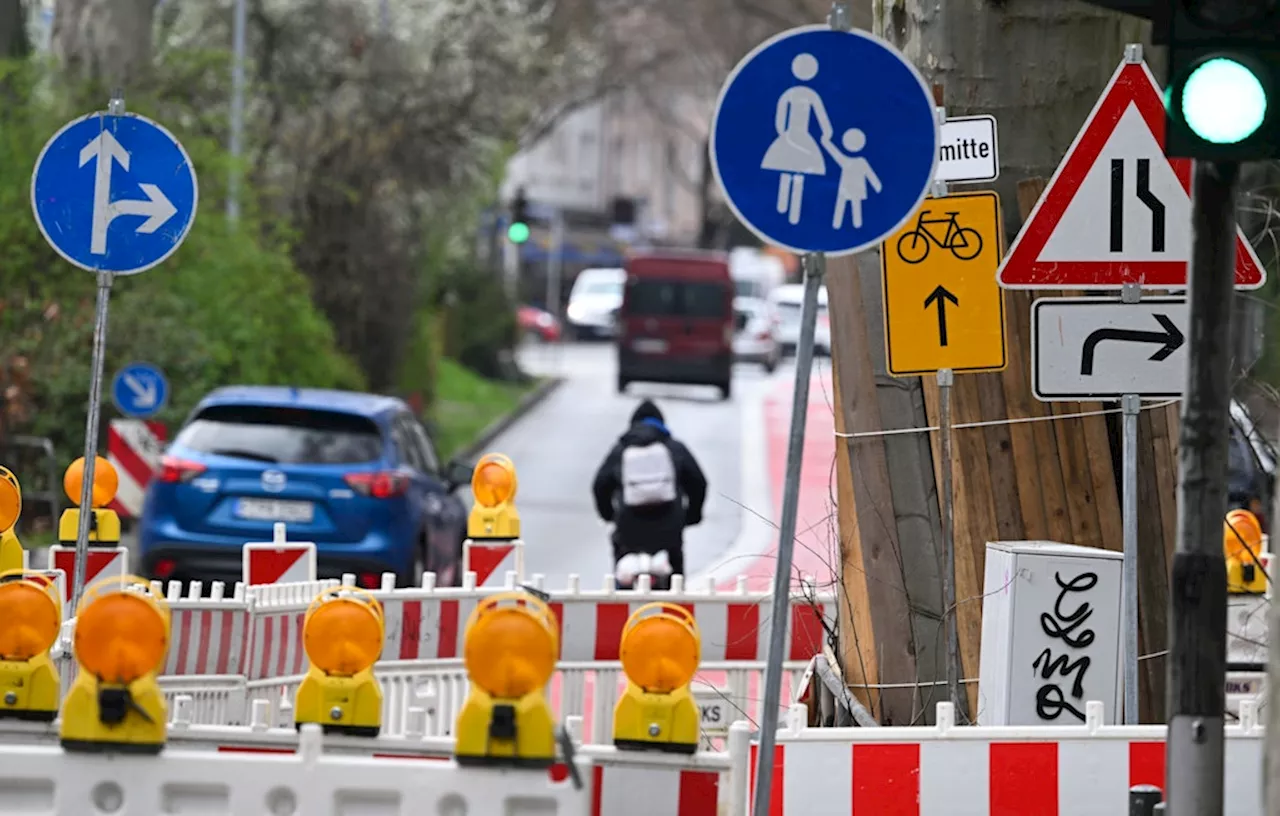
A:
[616,250,736,400]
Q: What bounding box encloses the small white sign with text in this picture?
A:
[936,115,1000,184]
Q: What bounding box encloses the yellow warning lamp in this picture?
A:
[0,569,62,721]
[468,453,520,540]
[0,466,24,573]
[58,457,121,546]
[294,586,385,736]
[613,602,701,754]
[60,575,170,753]
[1225,508,1268,594]
[455,591,558,767]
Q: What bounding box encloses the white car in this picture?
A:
[732,297,781,373]
[565,267,625,340]
[768,284,831,356]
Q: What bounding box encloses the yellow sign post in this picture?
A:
[881,191,1007,377]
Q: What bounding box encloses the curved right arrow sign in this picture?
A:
[1080,313,1185,375]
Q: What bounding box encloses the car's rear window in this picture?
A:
[626,280,728,319]
[174,405,384,465]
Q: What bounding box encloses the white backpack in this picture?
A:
[621,442,678,507]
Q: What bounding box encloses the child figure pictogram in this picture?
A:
[823,128,882,229]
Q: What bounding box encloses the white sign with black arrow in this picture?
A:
[1032,296,1187,401]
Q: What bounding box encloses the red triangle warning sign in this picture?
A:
[467,544,514,585]
[998,58,1265,290]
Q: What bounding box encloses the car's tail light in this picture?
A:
[152,558,177,579]
[358,572,381,589]
[158,456,206,483]
[344,472,409,499]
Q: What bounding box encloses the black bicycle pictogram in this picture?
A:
[896,209,983,264]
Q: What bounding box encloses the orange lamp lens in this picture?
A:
[0,580,59,660]
[63,457,119,508]
[304,598,383,675]
[473,462,514,508]
[75,591,167,682]
[464,605,557,698]
[1224,509,1264,560]
[0,474,18,532]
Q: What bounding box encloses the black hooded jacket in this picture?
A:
[591,401,708,559]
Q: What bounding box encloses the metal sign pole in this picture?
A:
[928,94,964,714]
[1120,280,1142,726]
[937,367,961,709]
[1121,393,1140,724]
[751,251,824,816]
[70,269,116,616]
[69,92,127,616]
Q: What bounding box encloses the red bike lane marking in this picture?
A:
[726,369,841,592]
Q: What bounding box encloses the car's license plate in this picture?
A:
[236,498,314,523]
[633,338,668,353]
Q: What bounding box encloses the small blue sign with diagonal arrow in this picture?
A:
[31,111,199,274]
[111,362,169,418]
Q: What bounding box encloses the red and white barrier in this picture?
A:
[48,546,128,602]
[242,523,316,585]
[749,701,1265,816]
[158,580,251,676]
[242,571,833,681]
[462,537,524,586]
[107,418,166,518]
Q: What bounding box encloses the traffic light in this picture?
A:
[1164,2,1280,159]
[508,187,530,244]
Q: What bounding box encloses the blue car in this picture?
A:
[139,386,474,589]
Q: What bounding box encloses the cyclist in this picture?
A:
[591,399,707,589]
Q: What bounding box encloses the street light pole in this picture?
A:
[1164,159,1238,816]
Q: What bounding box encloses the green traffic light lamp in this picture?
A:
[1174,57,1269,145]
[507,222,530,244]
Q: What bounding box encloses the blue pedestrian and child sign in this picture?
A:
[710,25,939,256]
[31,111,199,275]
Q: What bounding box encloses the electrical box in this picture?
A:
[977,541,1123,726]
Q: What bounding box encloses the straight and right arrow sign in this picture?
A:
[1032,297,1188,400]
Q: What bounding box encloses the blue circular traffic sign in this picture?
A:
[711,26,938,257]
[31,111,199,275]
[111,362,169,419]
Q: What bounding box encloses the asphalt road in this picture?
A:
[497,340,783,590]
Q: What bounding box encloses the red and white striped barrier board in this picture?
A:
[462,538,524,586]
[749,702,1264,816]
[48,546,128,602]
[242,524,316,586]
[107,418,166,518]
[159,580,251,676]
[592,765,720,815]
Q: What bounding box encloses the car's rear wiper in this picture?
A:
[207,449,279,463]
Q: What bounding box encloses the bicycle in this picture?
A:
[895,209,983,264]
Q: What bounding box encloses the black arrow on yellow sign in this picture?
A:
[924,285,959,347]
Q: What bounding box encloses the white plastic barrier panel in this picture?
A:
[159,579,251,676]
[0,724,587,815]
[462,537,524,586]
[747,701,1265,816]
[242,522,317,585]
